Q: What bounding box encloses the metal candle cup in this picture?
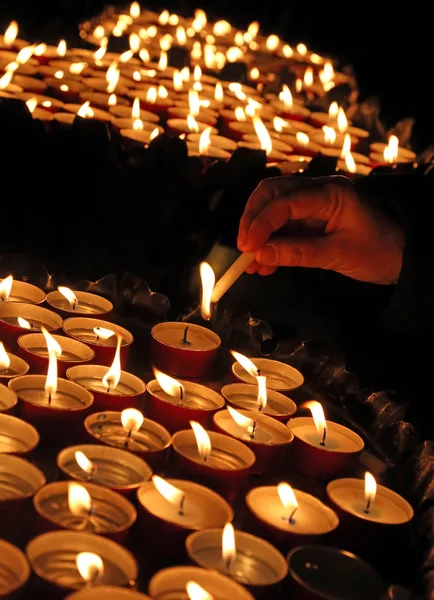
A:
[84,411,171,473]
[137,479,233,557]
[26,531,138,595]
[288,417,364,481]
[186,528,288,595]
[146,378,225,433]
[0,413,39,455]
[0,303,62,351]
[18,333,94,378]
[0,383,18,413]
[67,366,146,412]
[33,481,137,542]
[57,444,153,498]
[149,566,255,600]
[245,486,339,553]
[0,454,45,539]
[0,539,30,599]
[232,358,304,396]
[170,430,255,502]
[213,409,294,475]
[151,322,221,378]
[9,375,94,441]
[46,291,113,319]
[0,350,29,384]
[286,545,386,600]
[0,278,45,304]
[66,587,152,600]
[221,383,297,423]
[63,318,133,366]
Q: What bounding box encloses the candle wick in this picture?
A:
[179,494,185,516]
[96,335,100,344]
[72,300,77,310]
[289,506,298,524]
[320,427,327,446]
[181,325,191,345]
[364,498,372,514]
[250,421,257,439]
[89,464,97,482]
[48,391,52,406]
[179,385,184,405]
[257,368,261,376]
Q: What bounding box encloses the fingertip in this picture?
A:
[246,261,260,274]
[258,266,278,276]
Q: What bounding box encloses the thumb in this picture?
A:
[256,236,336,270]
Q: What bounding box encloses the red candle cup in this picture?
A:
[26,531,138,595]
[109,104,160,122]
[246,485,339,553]
[147,377,225,434]
[0,278,45,304]
[46,291,113,319]
[288,417,364,481]
[151,322,221,378]
[63,318,133,367]
[84,411,171,473]
[33,481,137,542]
[0,539,30,599]
[170,429,255,502]
[79,91,129,110]
[0,349,29,384]
[46,77,88,102]
[0,413,39,455]
[63,103,114,123]
[166,118,218,136]
[18,333,94,378]
[67,365,146,412]
[0,453,45,538]
[187,132,238,152]
[119,126,164,148]
[286,545,386,600]
[57,444,153,498]
[0,303,62,351]
[9,375,94,441]
[15,92,65,113]
[186,142,232,162]
[213,409,294,476]
[66,588,152,600]
[221,383,297,423]
[137,478,233,557]
[0,383,18,413]
[232,357,304,396]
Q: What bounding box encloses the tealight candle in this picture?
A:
[246,484,339,552]
[242,133,294,154]
[46,77,87,102]
[187,142,231,161]
[18,332,94,377]
[0,413,39,454]
[66,587,152,600]
[213,407,294,475]
[26,531,138,594]
[0,382,18,413]
[288,401,364,480]
[0,540,30,598]
[186,525,288,592]
[237,141,289,163]
[81,77,128,97]
[0,303,62,350]
[112,118,163,132]
[170,425,255,502]
[151,322,221,378]
[79,91,129,110]
[287,545,386,600]
[9,374,94,440]
[0,276,45,304]
[46,288,113,319]
[57,444,153,497]
[109,104,160,123]
[16,92,65,113]
[167,118,218,136]
[0,342,29,383]
[130,90,172,117]
[221,383,297,423]
[84,410,172,472]
[63,317,133,366]
[137,476,233,557]
[187,132,238,152]
[277,133,322,156]
[149,566,255,600]
[63,103,114,123]
[33,481,137,542]
[168,106,218,126]
[0,453,45,538]
[321,146,370,165]
[369,139,416,166]
[119,126,164,147]
[336,159,372,177]
[231,356,304,394]
[147,372,225,433]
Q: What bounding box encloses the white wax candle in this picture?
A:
[290,417,364,453]
[215,409,292,445]
[152,322,220,351]
[232,358,304,391]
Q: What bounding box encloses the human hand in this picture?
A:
[237,176,404,284]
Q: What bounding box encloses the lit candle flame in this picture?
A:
[222,522,236,571]
[322,125,337,145]
[3,21,18,47]
[0,72,13,89]
[34,43,47,56]
[234,106,246,122]
[192,8,207,32]
[130,1,140,18]
[158,51,168,71]
[187,114,200,133]
[158,85,168,99]
[190,420,211,462]
[77,101,94,118]
[42,326,62,404]
[168,14,179,26]
[54,70,64,80]
[26,97,38,114]
[5,61,18,73]
[0,275,13,301]
[108,94,117,106]
[119,50,134,63]
[227,405,256,438]
[337,107,348,133]
[277,482,299,523]
[150,128,159,140]
[94,46,106,61]
[253,117,273,155]
[160,34,173,52]
[213,20,231,36]
[303,66,313,87]
[214,82,223,102]
[320,61,334,85]
[158,9,169,25]
[297,43,307,56]
[101,335,122,392]
[249,67,260,80]
[129,33,141,53]
[60,84,69,92]
[146,87,157,103]
[68,482,92,517]
[200,261,215,319]
[340,133,351,158]
[58,286,78,310]
[152,475,185,513]
[226,46,243,62]
[266,34,280,52]
[106,66,120,94]
[173,69,183,92]
[282,44,293,58]
[57,39,67,57]
[93,327,115,342]
[257,375,267,411]
[133,118,144,130]
[75,450,95,476]
[41,327,62,357]
[69,62,87,75]
[131,98,140,120]
[345,151,357,174]
[279,84,293,110]
[139,48,150,62]
[383,135,399,163]
[18,317,32,329]
[296,132,310,148]
[93,26,105,40]
[364,472,377,514]
[154,369,185,402]
[247,21,259,38]
[231,350,259,377]
[0,343,11,370]
[189,89,200,117]
[121,408,144,440]
[176,26,187,45]
[186,581,214,600]
[304,400,327,445]
[193,65,202,82]
[76,552,104,585]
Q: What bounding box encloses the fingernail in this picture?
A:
[258,245,278,265]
